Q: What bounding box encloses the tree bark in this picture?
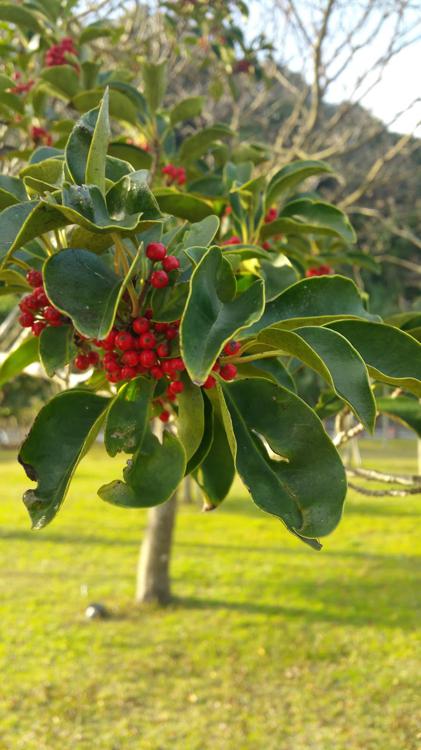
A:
[136,492,178,605]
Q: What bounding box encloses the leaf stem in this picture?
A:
[112,234,139,318]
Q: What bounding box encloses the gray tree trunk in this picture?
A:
[136,492,178,605]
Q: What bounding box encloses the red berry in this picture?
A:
[262,241,271,251]
[115,331,134,351]
[105,359,121,373]
[146,242,167,261]
[306,265,334,277]
[139,349,157,369]
[26,269,43,288]
[98,330,117,350]
[21,294,39,311]
[165,326,178,340]
[121,350,139,367]
[150,270,169,289]
[19,312,35,328]
[172,357,185,371]
[150,366,164,380]
[168,380,184,396]
[33,287,49,306]
[222,235,241,246]
[88,351,99,366]
[106,371,121,383]
[220,364,237,381]
[145,308,153,319]
[154,322,168,333]
[203,375,216,389]
[132,316,150,334]
[121,366,137,380]
[138,332,156,349]
[156,342,169,358]
[212,361,221,372]
[74,354,90,371]
[32,321,46,336]
[162,255,180,272]
[159,410,170,423]
[162,360,175,375]
[264,207,277,224]
[44,306,62,324]
[166,391,176,402]
[223,340,241,356]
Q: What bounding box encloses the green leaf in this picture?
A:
[20,158,63,192]
[142,61,167,113]
[179,124,233,162]
[72,89,139,125]
[0,4,42,32]
[18,390,108,529]
[151,281,189,322]
[177,376,205,460]
[0,200,67,268]
[266,160,335,205]
[66,102,101,186]
[44,248,134,339]
[258,326,376,431]
[181,247,265,384]
[155,189,214,221]
[108,142,153,170]
[85,88,110,195]
[182,215,220,249]
[236,357,296,392]
[79,20,115,44]
[185,393,214,475]
[0,175,27,210]
[0,336,39,387]
[104,376,155,457]
[99,430,186,508]
[261,199,356,244]
[196,411,235,508]
[258,257,298,301]
[243,275,378,337]
[170,96,203,124]
[0,91,24,115]
[39,65,81,99]
[222,378,346,541]
[328,321,421,397]
[376,396,421,437]
[39,324,76,377]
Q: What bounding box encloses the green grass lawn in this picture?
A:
[0,439,420,750]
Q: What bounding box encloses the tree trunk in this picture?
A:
[136,492,178,605]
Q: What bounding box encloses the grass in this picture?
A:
[0,438,420,750]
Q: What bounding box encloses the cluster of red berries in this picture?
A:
[30,126,52,146]
[10,72,34,95]
[146,242,180,288]
[264,207,277,224]
[18,270,65,335]
[306,264,334,277]
[201,339,240,391]
[45,37,78,68]
[161,164,186,186]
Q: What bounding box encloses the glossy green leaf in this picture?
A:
[20,158,63,191]
[222,378,346,541]
[79,20,115,44]
[72,88,139,125]
[0,175,27,210]
[104,376,155,457]
[236,357,296,391]
[99,430,186,508]
[243,275,378,337]
[181,247,265,384]
[258,257,298,301]
[261,199,356,244]
[0,336,39,387]
[177,376,205,460]
[0,200,67,268]
[266,160,335,205]
[155,189,214,221]
[376,396,421,437]
[258,326,376,431]
[182,215,220,249]
[66,102,101,186]
[108,142,153,170]
[39,65,81,99]
[170,96,203,124]
[85,88,110,194]
[179,124,233,161]
[328,321,421,396]
[196,410,235,508]
[0,268,31,291]
[0,91,24,114]
[19,390,108,528]
[143,61,167,113]
[185,393,214,475]
[39,325,76,377]
[151,281,189,322]
[44,248,135,339]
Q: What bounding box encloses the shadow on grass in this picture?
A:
[173,576,420,629]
